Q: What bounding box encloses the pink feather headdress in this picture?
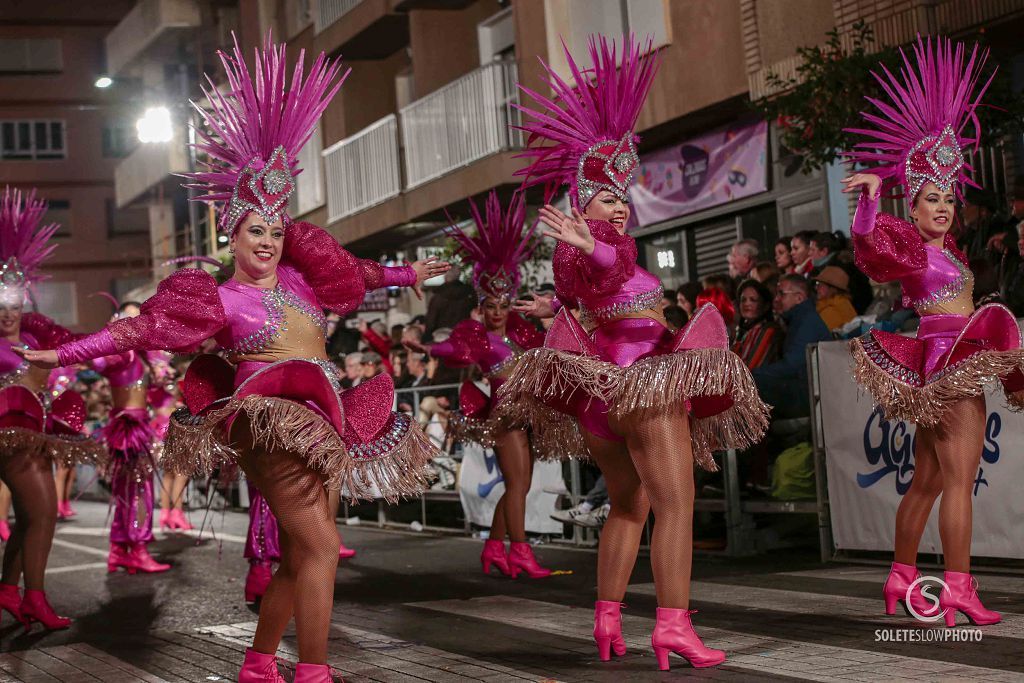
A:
[515,34,659,209]
[183,33,348,234]
[445,191,537,302]
[846,36,994,201]
[0,186,59,305]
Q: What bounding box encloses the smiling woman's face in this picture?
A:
[582,190,630,233]
[230,212,285,281]
[911,182,956,242]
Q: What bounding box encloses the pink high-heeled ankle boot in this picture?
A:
[0,584,24,626]
[650,608,725,670]
[19,590,71,631]
[593,600,627,661]
[293,662,337,682]
[480,539,513,577]
[158,508,171,531]
[237,648,285,683]
[169,509,193,531]
[108,542,138,574]
[940,571,1001,627]
[507,542,551,579]
[0,519,10,542]
[131,543,171,573]
[883,562,937,617]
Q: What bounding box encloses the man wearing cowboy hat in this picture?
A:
[813,265,857,332]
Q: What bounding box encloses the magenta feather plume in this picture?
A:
[90,291,121,310]
[0,186,59,285]
[845,35,994,195]
[445,190,538,295]
[182,32,349,203]
[514,33,659,199]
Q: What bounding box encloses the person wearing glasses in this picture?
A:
[751,274,832,419]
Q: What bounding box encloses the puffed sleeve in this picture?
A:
[506,312,545,351]
[428,319,486,368]
[57,269,224,366]
[20,313,76,350]
[852,192,927,283]
[283,221,368,315]
[553,219,637,304]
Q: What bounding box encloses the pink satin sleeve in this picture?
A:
[429,319,485,367]
[380,264,417,288]
[283,221,367,315]
[20,313,75,350]
[588,240,617,270]
[58,329,118,366]
[553,220,637,303]
[852,192,927,283]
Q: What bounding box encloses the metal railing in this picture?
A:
[323,114,402,223]
[316,0,361,34]
[399,60,523,189]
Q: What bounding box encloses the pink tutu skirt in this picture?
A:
[0,385,106,466]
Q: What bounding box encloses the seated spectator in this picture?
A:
[808,231,844,271]
[676,282,702,317]
[663,304,688,331]
[341,352,363,389]
[750,261,780,284]
[702,273,734,295]
[361,351,384,379]
[662,288,677,310]
[727,238,759,282]
[733,279,782,369]
[390,323,406,346]
[790,230,816,276]
[753,274,832,418]
[774,237,794,274]
[399,350,430,389]
[391,349,406,381]
[358,319,394,375]
[812,266,857,332]
[696,286,735,327]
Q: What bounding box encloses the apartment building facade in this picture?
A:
[242,0,1024,291]
[0,0,152,330]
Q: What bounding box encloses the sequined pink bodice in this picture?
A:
[852,192,973,314]
[429,314,544,377]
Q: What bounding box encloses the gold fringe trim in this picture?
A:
[0,428,107,468]
[164,397,437,502]
[497,347,620,409]
[494,397,590,462]
[850,338,1024,427]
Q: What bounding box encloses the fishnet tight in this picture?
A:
[233,415,340,664]
[0,451,58,590]
[488,429,533,544]
[584,407,695,608]
[894,395,985,573]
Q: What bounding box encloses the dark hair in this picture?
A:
[677,281,703,308]
[775,237,791,251]
[811,231,847,255]
[702,273,733,293]
[792,230,816,246]
[736,278,773,309]
[663,304,688,330]
[410,314,426,325]
[663,288,677,301]
[118,301,141,313]
[778,273,812,297]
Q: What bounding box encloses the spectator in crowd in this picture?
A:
[812,266,857,332]
[662,288,677,310]
[753,274,832,418]
[399,350,430,389]
[551,475,609,529]
[790,230,816,275]
[326,314,360,360]
[774,237,794,273]
[696,287,735,327]
[361,351,384,379]
[357,319,394,375]
[970,257,1002,306]
[423,268,477,342]
[702,272,734,294]
[390,323,406,346]
[341,352,363,389]
[808,231,843,271]
[733,279,782,369]
[985,217,1024,316]
[676,282,702,317]
[390,349,406,381]
[727,238,759,282]
[663,304,688,331]
[750,261,780,284]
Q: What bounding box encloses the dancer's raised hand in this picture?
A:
[841,173,881,199]
[538,204,595,255]
[513,292,556,319]
[14,347,59,369]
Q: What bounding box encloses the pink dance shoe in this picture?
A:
[108,542,139,574]
[883,562,938,618]
[940,571,1001,627]
[480,539,514,577]
[158,508,171,531]
[0,519,10,542]
[593,600,627,661]
[169,509,193,531]
[245,561,273,603]
[293,662,337,682]
[338,539,356,560]
[237,648,285,683]
[0,584,23,626]
[57,501,76,518]
[650,608,725,670]
[507,542,551,579]
[131,543,171,573]
[20,590,71,631]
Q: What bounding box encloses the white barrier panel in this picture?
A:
[458,442,564,535]
[818,340,1024,559]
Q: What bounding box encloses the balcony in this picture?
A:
[105,0,201,77]
[314,0,408,59]
[114,138,190,208]
[400,60,522,189]
[323,114,402,223]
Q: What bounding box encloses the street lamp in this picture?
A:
[94,76,113,89]
[136,106,173,143]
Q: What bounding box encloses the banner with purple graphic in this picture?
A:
[818,340,1024,559]
[628,118,768,227]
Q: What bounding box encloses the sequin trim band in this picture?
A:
[231,286,327,355]
[579,286,664,326]
[908,249,971,311]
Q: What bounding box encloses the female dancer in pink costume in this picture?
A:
[502,35,768,670]
[90,297,171,574]
[411,190,556,579]
[0,187,105,630]
[22,37,447,682]
[149,352,194,532]
[843,37,1024,627]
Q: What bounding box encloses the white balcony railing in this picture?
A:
[323,114,401,222]
[400,60,522,190]
[316,0,362,34]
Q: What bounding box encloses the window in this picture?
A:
[44,200,72,237]
[32,281,77,326]
[638,230,688,289]
[1,120,66,160]
[549,0,670,79]
[102,124,136,158]
[106,199,149,236]
[0,38,62,74]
